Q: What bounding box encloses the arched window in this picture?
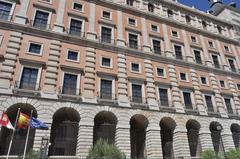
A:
[210,122,224,157]
[185,15,191,24]
[93,111,117,145]
[167,9,173,19]
[231,124,240,148]
[148,3,154,13]
[130,114,148,159]
[186,120,201,157]
[160,117,176,159]
[126,0,134,6]
[48,108,80,156]
[0,104,37,156]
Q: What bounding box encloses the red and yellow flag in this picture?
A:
[18,112,30,128]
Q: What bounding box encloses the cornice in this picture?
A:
[97,0,238,43]
[1,21,240,79]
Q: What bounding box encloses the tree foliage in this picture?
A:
[200,149,223,159]
[17,149,40,159]
[226,149,240,159]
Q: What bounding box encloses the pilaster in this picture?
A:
[141,17,151,53]
[199,127,214,151]
[209,73,228,118]
[173,127,191,158]
[15,0,30,24]
[216,40,229,71]
[190,69,207,115]
[221,123,235,152]
[82,47,97,103]
[53,0,66,33]
[199,35,212,67]
[146,126,162,159]
[117,10,125,46]
[43,40,61,98]
[144,59,158,110]
[162,24,173,57]
[227,77,240,114]
[117,53,130,107]
[182,30,194,62]
[168,64,184,113]
[87,1,97,40]
[0,32,22,89]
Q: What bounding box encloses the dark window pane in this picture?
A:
[101,27,112,43]
[127,0,134,6]
[131,63,139,72]
[201,77,207,85]
[0,1,12,20]
[194,50,202,64]
[100,79,112,99]
[153,39,161,54]
[69,19,82,36]
[224,98,233,114]
[132,84,142,103]
[174,45,182,60]
[20,67,38,90]
[228,59,236,72]
[180,73,186,81]
[220,80,225,88]
[159,88,169,106]
[205,95,214,112]
[73,3,82,11]
[63,74,77,95]
[102,11,110,19]
[212,55,220,68]
[33,11,49,29]
[67,51,78,61]
[183,92,192,109]
[129,34,138,49]
[157,68,164,77]
[29,43,42,54]
[102,57,111,67]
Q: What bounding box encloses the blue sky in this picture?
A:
[178,0,240,12]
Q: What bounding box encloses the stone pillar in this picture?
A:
[115,124,131,158]
[230,44,240,70]
[141,17,151,53]
[0,32,22,90]
[53,0,66,32]
[182,30,194,62]
[221,123,235,152]
[199,127,214,151]
[146,126,163,159]
[42,40,61,99]
[173,127,191,158]
[87,1,97,40]
[117,10,125,46]
[168,64,184,113]
[76,122,94,158]
[162,24,173,57]
[190,69,207,115]
[15,0,30,24]
[227,77,240,114]
[82,48,97,103]
[216,40,229,71]
[209,73,228,117]
[199,35,212,67]
[117,53,130,107]
[144,59,158,110]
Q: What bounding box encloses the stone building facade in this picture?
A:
[0,0,240,158]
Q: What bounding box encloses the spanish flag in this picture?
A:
[18,112,30,128]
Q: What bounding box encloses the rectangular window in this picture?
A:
[205,95,214,112]
[131,63,140,72]
[100,79,112,99]
[201,77,207,85]
[152,39,161,54]
[172,31,178,37]
[101,57,111,67]
[126,0,133,6]
[73,3,83,12]
[183,92,192,109]
[237,84,240,90]
[62,73,77,95]
[128,18,136,26]
[101,26,112,43]
[212,55,220,69]
[132,84,142,103]
[69,19,82,36]
[208,41,214,48]
[224,46,229,52]
[0,1,12,20]
[174,45,183,60]
[191,36,196,43]
[28,43,42,54]
[33,10,49,29]
[151,24,158,32]
[102,11,111,19]
[180,72,187,81]
[224,98,233,114]
[20,67,39,90]
[228,59,236,72]
[159,88,169,106]
[128,33,138,49]
[157,68,165,77]
[194,50,202,64]
[67,50,79,61]
[220,80,225,88]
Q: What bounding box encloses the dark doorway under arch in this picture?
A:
[210,122,224,157]
[231,124,240,148]
[48,107,80,156]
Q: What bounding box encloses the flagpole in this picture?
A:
[6,108,20,159]
[23,110,33,159]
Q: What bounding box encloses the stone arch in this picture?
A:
[93,111,118,145]
[186,119,201,157]
[48,107,80,156]
[209,121,224,157]
[231,123,240,148]
[160,117,176,159]
[130,114,148,159]
[0,103,37,156]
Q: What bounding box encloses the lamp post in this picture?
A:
[40,135,49,159]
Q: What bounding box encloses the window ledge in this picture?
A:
[58,93,82,101]
[96,70,118,77]
[67,11,88,21]
[125,26,142,35]
[33,1,56,13]
[98,19,116,28]
[60,64,84,73]
[12,88,41,96]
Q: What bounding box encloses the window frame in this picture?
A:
[223,96,235,114]
[179,72,188,82]
[203,93,216,112]
[61,71,81,95]
[181,90,195,110]
[72,2,84,12]
[151,24,159,32]
[98,75,115,99]
[151,38,162,54]
[99,24,114,44]
[66,49,80,62]
[193,49,203,64]
[32,8,52,29]
[173,44,184,60]
[211,54,221,68]
[130,81,145,103]
[171,30,178,38]
[208,41,215,48]
[128,17,137,26]
[157,86,171,107]
[101,56,112,68]
[156,67,166,78]
[27,41,43,56]
[130,62,141,73]
[200,76,208,85]
[101,10,112,20]
[127,31,140,49]
[0,0,16,21]
[68,17,85,36]
[219,80,226,88]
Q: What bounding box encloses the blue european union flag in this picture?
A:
[30,117,49,130]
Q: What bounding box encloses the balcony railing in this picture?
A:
[59,86,80,96]
[29,20,50,30]
[98,36,116,45]
[0,13,12,21]
[66,28,86,38]
[126,43,142,51]
[15,81,40,91]
[130,96,148,106]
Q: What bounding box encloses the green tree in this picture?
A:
[17,149,40,159]
[226,149,240,159]
[87,139,126,159]
[200,149,223,159]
